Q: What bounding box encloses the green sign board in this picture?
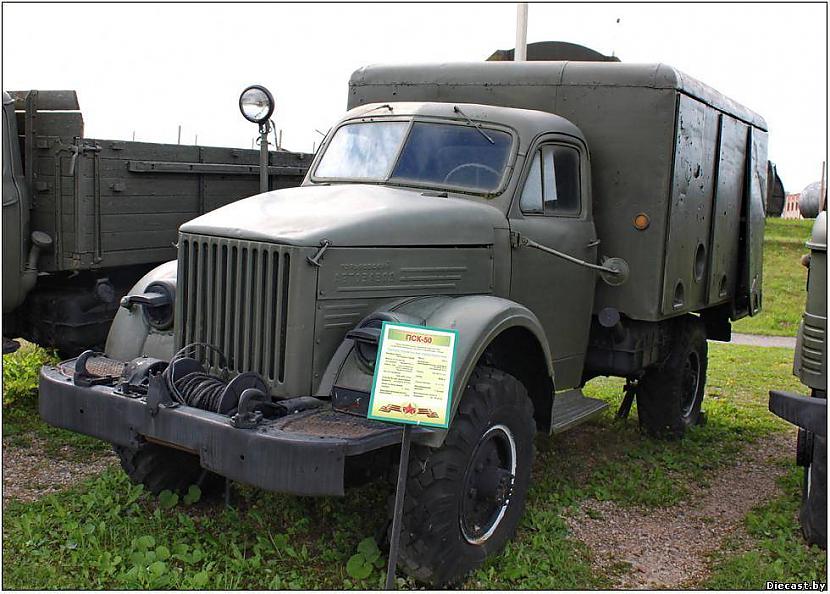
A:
[367,322,458,429]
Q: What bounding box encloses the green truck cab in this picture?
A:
[39,61,768,585]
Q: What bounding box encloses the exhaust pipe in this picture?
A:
[20,230,53,296]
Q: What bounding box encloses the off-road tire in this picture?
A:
[393,365,536,587]
[800,434,827,548]
[114,440,223,496]
[637,316,708,440]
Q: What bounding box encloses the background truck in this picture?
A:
[769,210,826,548]
[2,90,310,355]
[40,58,768,586]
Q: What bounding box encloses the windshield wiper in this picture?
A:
[365,104,394,115]
[453,106,495,145]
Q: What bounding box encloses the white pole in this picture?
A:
[515,3,528,61]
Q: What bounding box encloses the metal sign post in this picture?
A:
[258,121,271,194]
[366,322,458,590]
[515,3,528,61]
[385,423,413,590]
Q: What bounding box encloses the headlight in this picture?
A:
[346,318,384,372]
[141,281,175,331]
[239,85,275,124]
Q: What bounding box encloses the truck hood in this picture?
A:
[179,184,507,247]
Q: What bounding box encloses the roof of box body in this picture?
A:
[349,62,767,131]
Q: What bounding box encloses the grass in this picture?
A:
[705,465,827,589]
[2,343,108,459]
[733,218,815,337]
[3,342,825,589]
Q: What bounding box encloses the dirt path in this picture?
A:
[565,431,795,589]
[726,334,797,349]
[2,436,116,507]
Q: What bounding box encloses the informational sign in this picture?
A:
[368,322,457,429]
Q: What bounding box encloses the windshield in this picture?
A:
[314,120,513,193]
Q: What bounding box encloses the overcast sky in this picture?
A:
[3,2,826,191]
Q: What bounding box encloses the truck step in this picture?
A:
[551,390,609,434]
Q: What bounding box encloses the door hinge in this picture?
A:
[510,231,528,249]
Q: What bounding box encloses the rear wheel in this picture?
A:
[394,365,536,587]
[114,440,223,496]
[637,316,708,439]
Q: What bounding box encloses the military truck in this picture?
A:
[3,90,310,355]
[769,210,826,548]
[40,61,768,586]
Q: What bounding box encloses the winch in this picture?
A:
[67,343,323,429]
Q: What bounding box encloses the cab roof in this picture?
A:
[341,101,588,152]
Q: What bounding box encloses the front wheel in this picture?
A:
[394,365,536,587]
[637,316,708,439]
[114,440,224,496]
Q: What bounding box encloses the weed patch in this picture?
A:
[2,342,57,407]
[3,344,107,459]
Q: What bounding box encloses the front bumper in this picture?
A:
[39,361,408,496]
[769,389,827,436]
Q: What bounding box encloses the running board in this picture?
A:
[551,389,609,434]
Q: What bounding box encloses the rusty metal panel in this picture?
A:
[661,94,720,315]
[706,115,748,305]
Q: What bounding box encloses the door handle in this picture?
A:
[586,239,601,248]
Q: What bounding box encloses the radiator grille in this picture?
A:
[800,314,826,379]
[176,235,293,384]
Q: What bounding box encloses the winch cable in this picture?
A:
[163,342,231,411]
[173,371,228,412]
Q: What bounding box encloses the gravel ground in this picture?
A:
[2,437,116,507]
[565,431,796,589]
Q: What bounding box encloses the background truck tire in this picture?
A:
[637,316,708,439]
[394,365,536,587]
[800,434,827,548]
[114,440,223,496]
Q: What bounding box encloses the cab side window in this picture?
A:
[519,145,581,216]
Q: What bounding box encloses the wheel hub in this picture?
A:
[460,424,517,545]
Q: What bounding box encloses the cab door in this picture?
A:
[508,136,597,390]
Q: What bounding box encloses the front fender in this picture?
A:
[319,295,554,447]
[105,261,177,361]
